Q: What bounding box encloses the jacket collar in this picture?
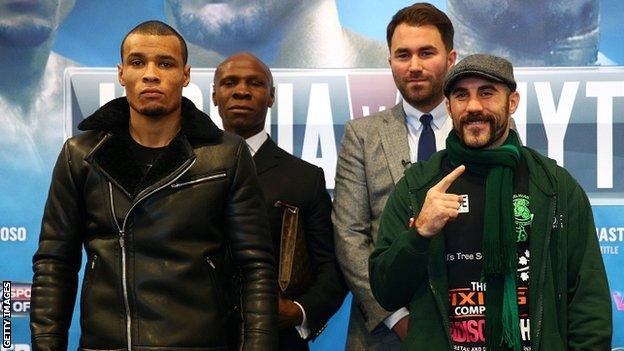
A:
[80,97,222,198]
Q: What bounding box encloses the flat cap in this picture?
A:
[444,54,516,97]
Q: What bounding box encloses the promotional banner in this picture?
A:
[1,1,622,350]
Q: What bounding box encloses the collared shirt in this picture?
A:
[245,130,269,157]
[403,99,453,163]
[243,131,311,339]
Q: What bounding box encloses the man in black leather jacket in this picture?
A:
[30,20,278,351]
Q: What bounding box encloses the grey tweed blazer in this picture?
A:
[333,104,413,350]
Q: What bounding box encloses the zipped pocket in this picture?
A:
[85,254,98,281]
[82,254,99,301]
[171,171,227,189]
[205,256,228,315]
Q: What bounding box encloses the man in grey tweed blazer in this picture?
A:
[333,4,456,350]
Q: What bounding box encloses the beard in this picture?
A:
[455,107,510,149]
[140,106,169,118]
[458,112,497,148]
[394,74,444,110]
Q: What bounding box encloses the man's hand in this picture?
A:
[412,165,465,237]
[392,315,409,341]
[278,294,303,329]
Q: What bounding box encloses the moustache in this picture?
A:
[402,73,428,83]
[461,113,495,124]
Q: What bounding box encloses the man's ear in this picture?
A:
[447,49,457,69]
[117,63,125,86]
[211,85,217,106]
[183,64,191,87]
[508,90,520,115]
[268,87,276,108]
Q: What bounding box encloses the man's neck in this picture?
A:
[405,94,445,114]
[129,109,182,148]
[227,126,265,140]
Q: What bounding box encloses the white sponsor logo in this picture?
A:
[0,228,26,242]
[596,227,624,242]
[458,195,469,214]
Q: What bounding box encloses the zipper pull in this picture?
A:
[90,255,98,269]
[119,235,125,248]
[206,257,216,269]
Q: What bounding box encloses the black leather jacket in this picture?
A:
[30,97,278,351]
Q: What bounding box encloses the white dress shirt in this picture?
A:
[244,130,269,157]
[244,131,311,339]
[383,99,452,331]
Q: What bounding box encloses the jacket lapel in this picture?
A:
[253,137,283,176]
[379,104,411,184]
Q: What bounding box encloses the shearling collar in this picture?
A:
[77,96,223,143]
[79,97,222,198]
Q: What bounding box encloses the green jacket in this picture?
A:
[369,148,612,351]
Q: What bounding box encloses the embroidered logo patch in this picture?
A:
[513,194,533,242]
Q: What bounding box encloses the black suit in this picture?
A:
[253,137,348,350]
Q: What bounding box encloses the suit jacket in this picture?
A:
[254,138,348,350]
[333,104,413,350]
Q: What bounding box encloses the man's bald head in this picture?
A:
[214,52,274,88]
[121,20,188,64]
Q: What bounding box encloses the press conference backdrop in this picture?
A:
[1,1,622,350]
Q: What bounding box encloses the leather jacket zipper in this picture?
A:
[205,257,227,314]
[90,254,98,270]
[170,171,227,188]
[108,158,196,351]
[206,256,216,269]
[83,254,98,299]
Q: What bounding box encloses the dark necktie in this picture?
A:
[417,114,436,161]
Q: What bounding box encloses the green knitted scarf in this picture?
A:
[446,130,522,351]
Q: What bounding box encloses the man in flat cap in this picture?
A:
[369,54,612,350]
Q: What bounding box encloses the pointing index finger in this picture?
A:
[433,165,465,192]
